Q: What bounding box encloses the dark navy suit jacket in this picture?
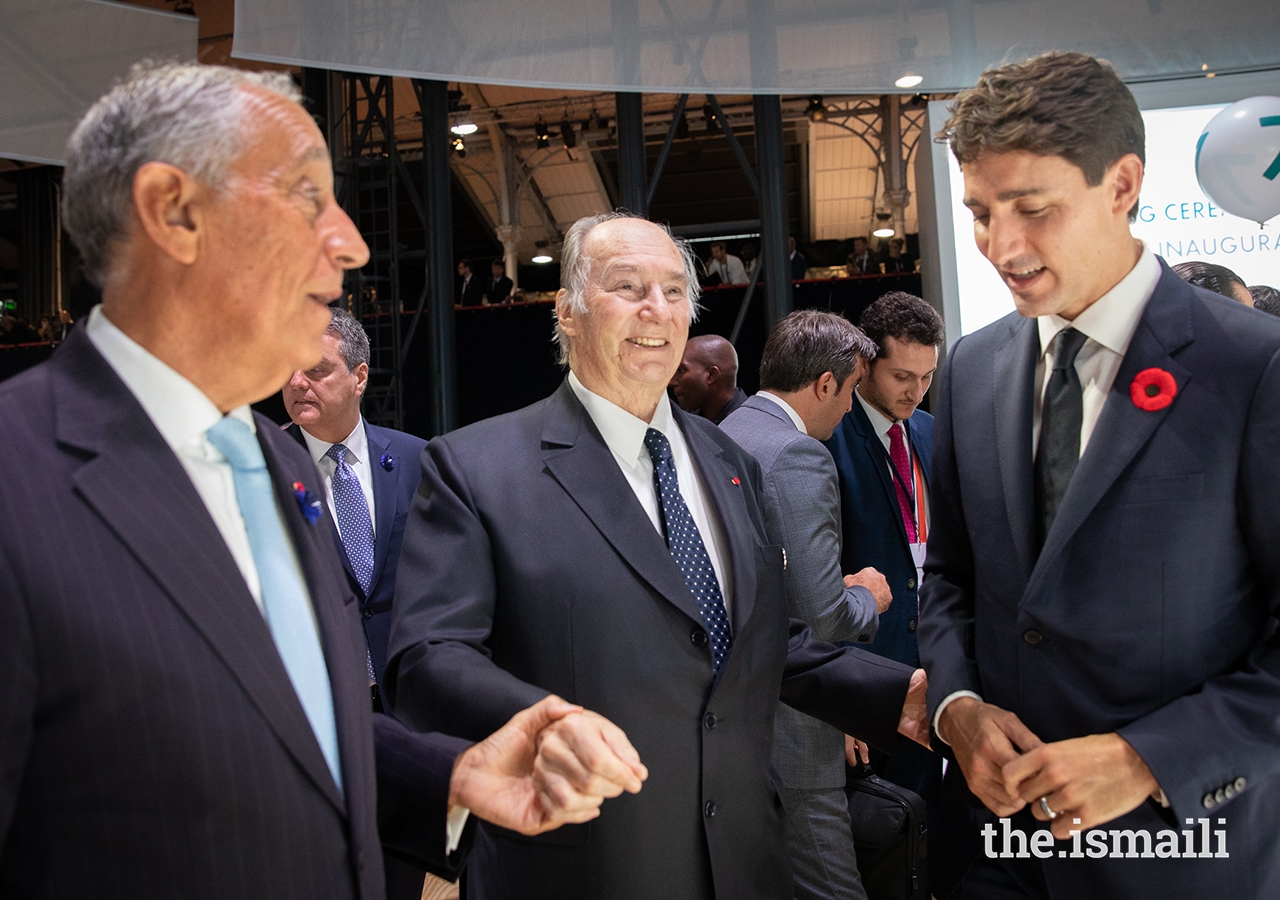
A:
[288,421,427,687]
[386,380,916,900]
[919,264,1280,897]
[0,329,466,898]
[824,399,933,667]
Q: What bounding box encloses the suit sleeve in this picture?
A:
[0,542,35,850]
[384,435,549,740]
[373,712,475,879]
[915,337,982,722]
[766,438,877,642]
[1116,346,1280,818]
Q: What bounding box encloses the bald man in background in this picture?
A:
[669,334,748,424]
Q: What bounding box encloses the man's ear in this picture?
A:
[555,290,578,338]
[131,161,204,266]
[1108,153,1144,220]
[353,362,370,399]
[814,370,837,399]
[704,364,721,386]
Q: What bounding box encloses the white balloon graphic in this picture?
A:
[1195,96,1280,226]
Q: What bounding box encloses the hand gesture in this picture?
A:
[938,697,1042,816]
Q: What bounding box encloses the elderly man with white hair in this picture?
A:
[386,211,929,900]
[0,63,644,900]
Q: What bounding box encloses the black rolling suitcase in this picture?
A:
[846,761,928,900]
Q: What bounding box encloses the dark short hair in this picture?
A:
[938,51,1145,221]
[1172,261,1247,301]
[491,258,504,268]
[458,258,472,271]
[1249,284,1280,316]
[709,241,726,252]
[859,292,944,357]
[759,309,876,393]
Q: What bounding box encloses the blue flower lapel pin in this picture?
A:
[291,481,324,524]
[380,453,395,472]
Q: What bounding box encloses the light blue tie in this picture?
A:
[206,415,343,796]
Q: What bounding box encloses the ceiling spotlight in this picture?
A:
[560,119,577,149]
[532,254,553,264]
[452,136,466,158]
[805,96,827,122]
[450,121,478,136]
[535,119,550,149]
[872,210,894,238]
[703,103,720,134]
[894,74,924,89]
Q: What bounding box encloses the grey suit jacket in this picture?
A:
[721,394,878,789]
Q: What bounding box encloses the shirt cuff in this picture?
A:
[445,805,471,855]
[932,690,984,745]
[1152,788,1170,808]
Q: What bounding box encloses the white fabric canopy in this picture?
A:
[0,0,197,165]
[232,0,1280,94]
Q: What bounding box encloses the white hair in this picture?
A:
[62,61,302,287]
[552,211,703,366]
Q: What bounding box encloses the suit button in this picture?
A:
[1234,777,1246,792]
[907,618,917,633]
[363,608,374,618]
[691,629,708,647]
[907,578,916,589]
[1224,784,1236,800]
[1215,788,1226,804]
[704,713,717,730]
[1023,630,1042,645]
[704,800,716,818]
[1203,793,1216,809]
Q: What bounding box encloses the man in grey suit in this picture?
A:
[721,309,895,900]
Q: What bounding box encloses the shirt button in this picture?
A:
[691,629,708,647]
[907,618,917,633]
[704,800,716,818]
[1023,629,1042,645]
[703,713,717,730]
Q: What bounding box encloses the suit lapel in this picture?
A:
[906,414,931,489]
[540,383,705,627]
[365,423,396,597]
[288,423,359,592]
[852,398,909,547]
[992,315,1040,580]
[676,405,758,633]
[1030,274,1194,588]
[54,338,345,814]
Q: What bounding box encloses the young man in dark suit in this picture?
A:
[921,51,1280,898]
[0,62,644,900]
[824,291,945,818]
[485,258,514,305]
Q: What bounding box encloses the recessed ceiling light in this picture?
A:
[873,226,896,238]
[450,122,478,136]
[895,74,924,89]
[532,254,553,264]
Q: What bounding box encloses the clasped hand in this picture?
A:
[449,696,648,835]
[939,697,1159,839]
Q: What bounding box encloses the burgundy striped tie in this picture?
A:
[888,423,917,542]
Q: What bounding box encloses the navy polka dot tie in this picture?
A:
[644,428,732,673]
[325,443,378,684]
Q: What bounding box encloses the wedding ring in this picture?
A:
[1039,796,1058,819]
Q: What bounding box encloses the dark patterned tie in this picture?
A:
[1034,327,1088,548]
[325,443,378,684]
[643,428,732,673]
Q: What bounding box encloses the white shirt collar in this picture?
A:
[300,417,368,467]
[85,305,256,450]
[567,371,676,469]
[1037,242,1160,358]
[756,390,807,434]
[855,384,900,436]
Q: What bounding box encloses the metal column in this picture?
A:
[416,79,458,436]
[753,95,792,325]
[615,92,647,216]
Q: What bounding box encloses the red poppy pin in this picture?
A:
[1130,368,1177,412]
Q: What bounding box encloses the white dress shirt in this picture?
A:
[707,254,748,285]
[568,371,735,616]
[756,390,806,433]
[300,419,377,539]
[85,305,309,617]
[933,243,1161,741]
[854,387,930,533]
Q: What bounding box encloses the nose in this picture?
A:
[981,210,1026,269]
[323,204,371,271]
[638,282,672,321]
[286,370,308,392]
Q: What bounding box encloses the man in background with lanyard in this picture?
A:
[825,291,946,830]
